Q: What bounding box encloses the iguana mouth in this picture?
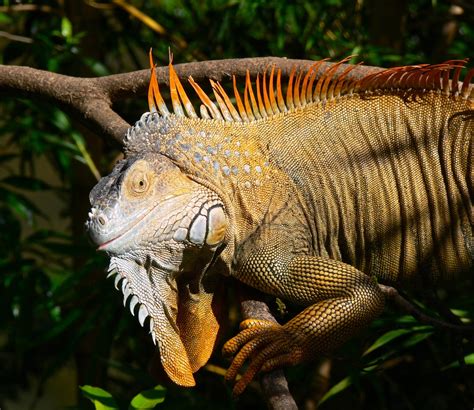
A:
[97,204,156,251]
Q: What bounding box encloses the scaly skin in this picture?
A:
[86,58,473,395]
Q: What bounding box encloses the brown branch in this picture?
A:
[240,300,298,410]
[379,284,474,332]
[0,65,130,143]
[0,58,383,144]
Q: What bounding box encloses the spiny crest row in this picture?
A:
[147,51,474,124]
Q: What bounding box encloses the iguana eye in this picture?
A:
[129,170,150,195]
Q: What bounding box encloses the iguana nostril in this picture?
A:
[98,215,106,226]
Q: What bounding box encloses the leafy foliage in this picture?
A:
[0,1,472,409]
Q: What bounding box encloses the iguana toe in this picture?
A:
[223,321,304,395]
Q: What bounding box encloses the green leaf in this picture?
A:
[129,385,166,409]
[401,330,433,349]
[52,110,71,132]
[79,385,119,410]
[61,17,73,39]
[318,376,352,405]
[442,353,474,370]
[363,328,411,356]
[71,131,101,180]
[0,12,13,24]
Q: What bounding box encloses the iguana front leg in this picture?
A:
[223,247,385,395]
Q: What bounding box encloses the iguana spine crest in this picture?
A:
[147,50,473,125]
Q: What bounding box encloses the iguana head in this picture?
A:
[86,148,228,386]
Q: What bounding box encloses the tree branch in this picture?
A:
[0,58,383,143]
[240,298,298,410]
[379,284,474,332]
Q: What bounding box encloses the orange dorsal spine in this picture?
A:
[147,50,473,123]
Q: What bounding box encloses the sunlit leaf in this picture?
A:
[80,385,119,410]
[129,385,166,409]
[61,17,73,39]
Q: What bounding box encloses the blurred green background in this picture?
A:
[0,1,473,409]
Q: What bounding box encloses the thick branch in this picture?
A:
[0,58,383,143]
[0,65,129,143]
[240,299,298,410]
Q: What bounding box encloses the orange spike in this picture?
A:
[461,67,474,98]
[169,61,185,116]
[325,57,354,99]
[344,62,367,94]
[244,72,256,120]
[262,70,274,115]
[431,68,443,91]
[276,69,287,112]
[399,69,415,89]
[246,71,262,119]
[210,80,235,122]
[148,62,157,112]
[442,68,451,95]
[148,49,169,115]
[268,66,279,113]
[320,58,351,100]
[286,66,296,109]
[404,69,425,90]
[168,63,197,118]
[333,63,359,97]
[188,76,223,120]
[215,81,242,121]
[313,76,324,101]
[233,75,249,121]
[306,60,328,102]
[300,65,315,104]
[293,71,302,107]
[423,68,437,90]
[395,68,416,89]
[255,74,267,118]
[451,65,462,94]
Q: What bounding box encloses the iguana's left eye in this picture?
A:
[129,170,151,195]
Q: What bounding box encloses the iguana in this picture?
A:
[86,52,473,395]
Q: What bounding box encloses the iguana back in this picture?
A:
[262,85,472,284]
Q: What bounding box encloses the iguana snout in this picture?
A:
[86,152,228,386]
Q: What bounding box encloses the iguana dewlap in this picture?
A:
[86,53,473,395]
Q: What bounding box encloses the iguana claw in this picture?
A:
[223,319,304,395]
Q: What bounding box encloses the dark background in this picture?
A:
[0,1,473,409]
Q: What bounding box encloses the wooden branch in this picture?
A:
[240,299,298,410]
[379,284,474,332]
[0,58,383,143]
[0,65,129,143]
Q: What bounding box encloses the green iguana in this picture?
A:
[86,52,473,395]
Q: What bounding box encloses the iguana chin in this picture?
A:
[86,52,473,395]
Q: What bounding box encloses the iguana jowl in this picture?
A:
[86,54,473,394]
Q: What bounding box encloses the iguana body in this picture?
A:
[86,55,473,394]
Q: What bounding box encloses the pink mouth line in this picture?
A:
[97,204,159,251]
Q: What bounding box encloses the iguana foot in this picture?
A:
[223,319,304,395]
